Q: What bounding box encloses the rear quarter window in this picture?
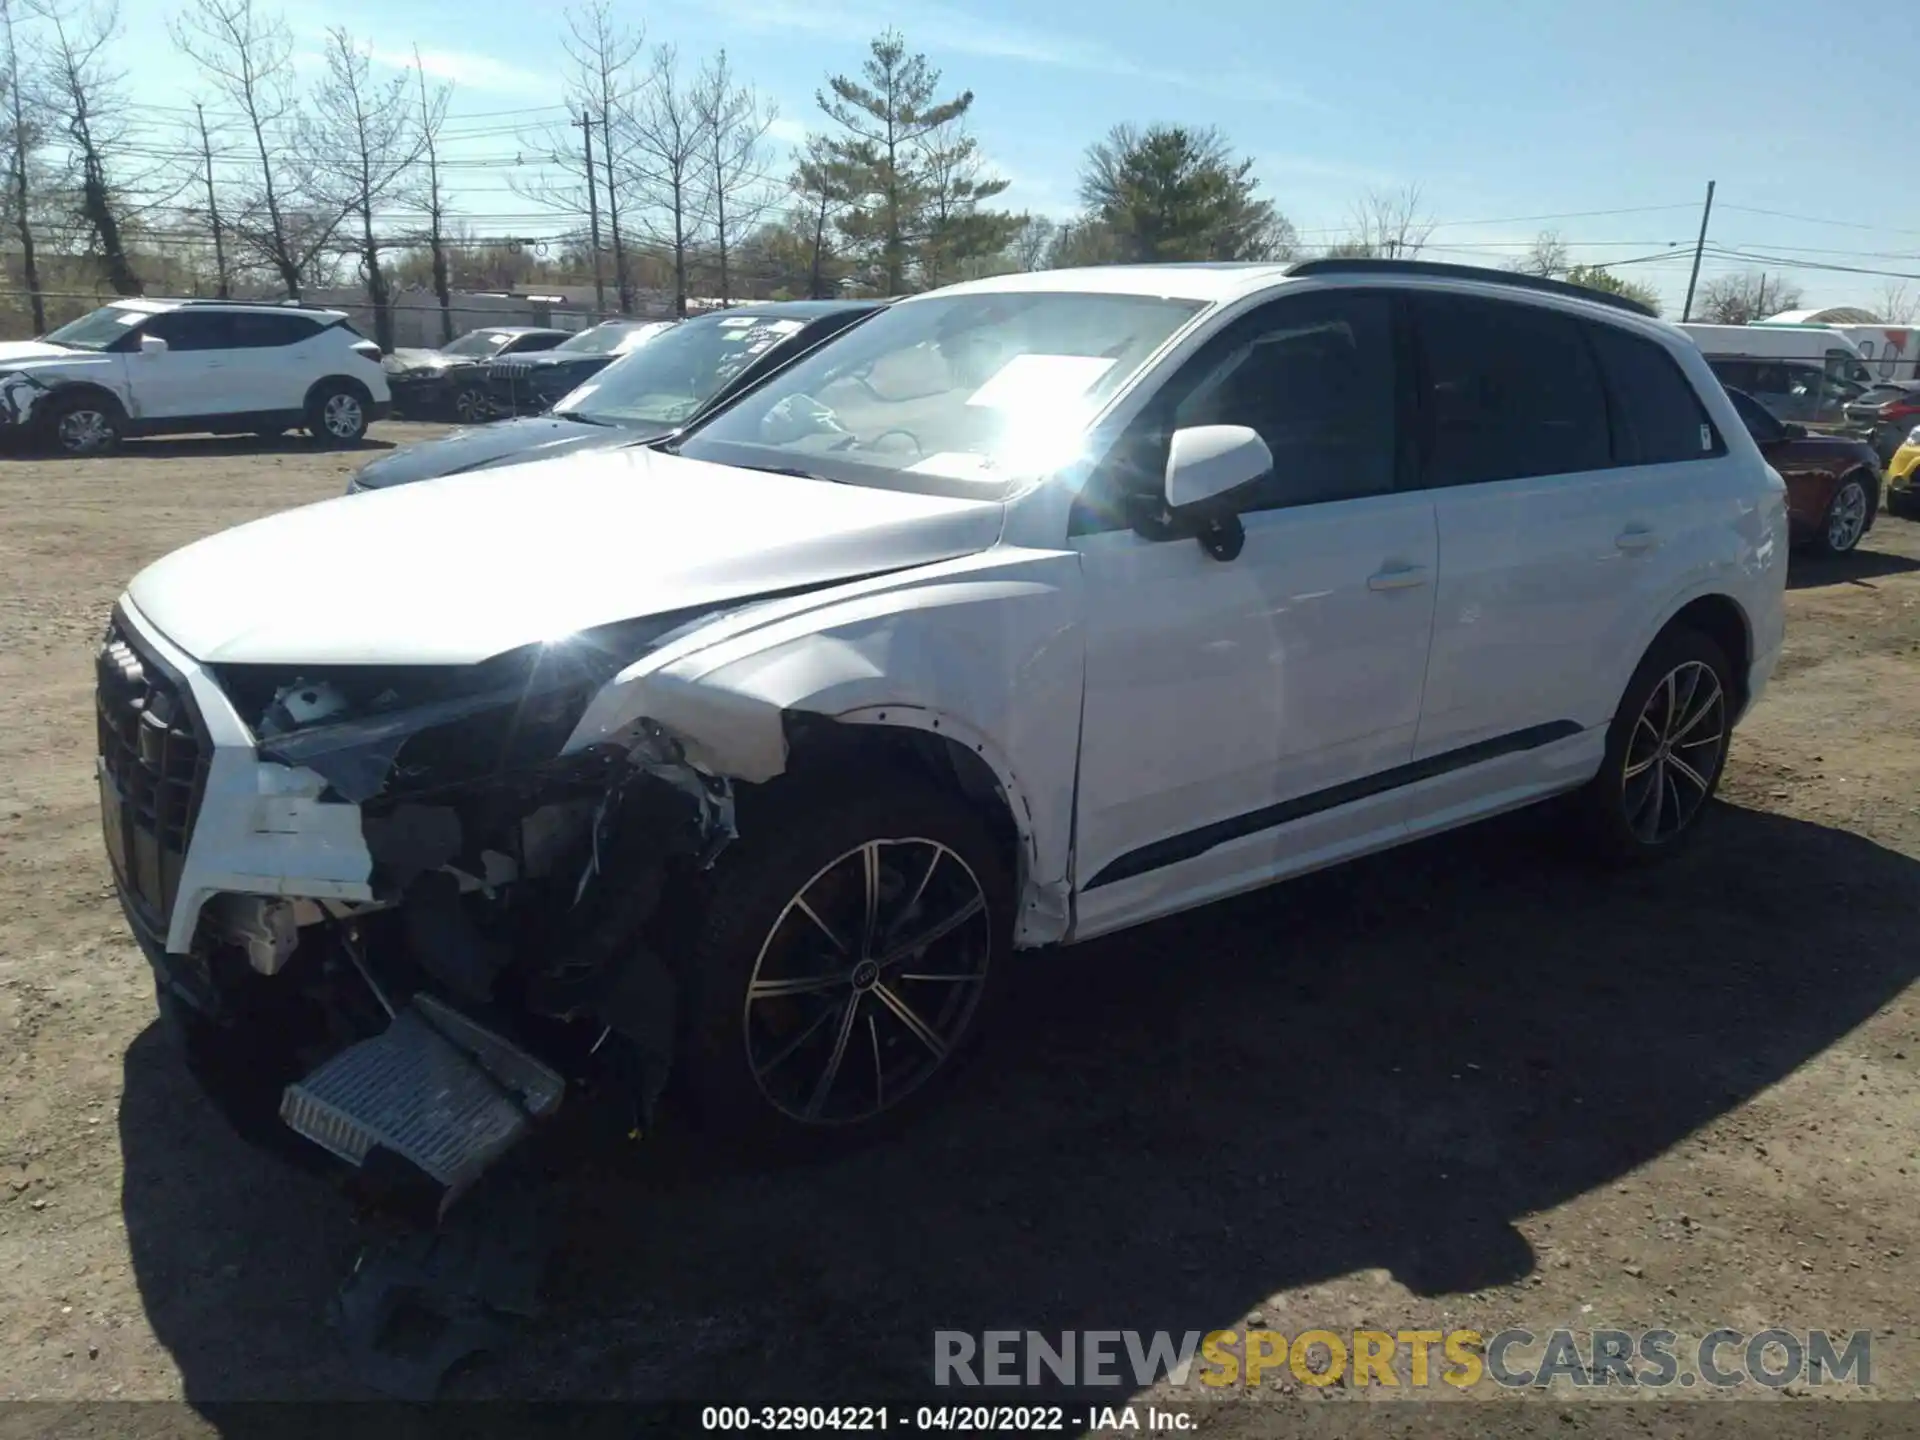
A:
[1585,323,1723,464]
[1412,293,1612,486]
[228,312,323,347]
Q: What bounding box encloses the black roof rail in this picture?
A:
[1283,256,1659,319]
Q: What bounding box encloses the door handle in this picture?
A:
[1367,565,1431,591]
[1616,527,1658,552]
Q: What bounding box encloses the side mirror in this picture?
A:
[138,334,168,356]
[1165,424,1273,510]
[1781,422,1808,441]
[1142,425,1271,562]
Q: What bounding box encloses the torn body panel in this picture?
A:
[564,548,1087,945]
[106,539,1083,1214]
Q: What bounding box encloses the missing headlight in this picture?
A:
[216,609,730,803]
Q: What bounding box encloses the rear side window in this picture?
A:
[1413,294,1611,486]
[227,312,321,347]
[1585,324,1721,464]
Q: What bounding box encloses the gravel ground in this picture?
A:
[3,428,1919,1430]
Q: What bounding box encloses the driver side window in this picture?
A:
[1071,291,1399,535]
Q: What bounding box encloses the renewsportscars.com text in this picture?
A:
[934,1327,1872,1390]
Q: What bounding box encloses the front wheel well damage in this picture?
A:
[776,712,1028,905]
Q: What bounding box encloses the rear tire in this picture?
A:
[1811,472,1874,555]
[306,384,369,447]
[1574,627,1734,865]
[671,766,1012,1158]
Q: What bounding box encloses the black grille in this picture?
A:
[96,610,209,947]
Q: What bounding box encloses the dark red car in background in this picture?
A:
[1725,386,1883,556]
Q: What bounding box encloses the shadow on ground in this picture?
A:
[119,801,1920,1404]
[1787,545,1920,589]
[0,434,395,463]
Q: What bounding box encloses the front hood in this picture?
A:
[353,416,641,489]
[0,341,92,366]
[505,352,602,372]
[385,348,455,373]
[128,447,1005,666]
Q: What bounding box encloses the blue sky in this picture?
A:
[121,0,1920,315]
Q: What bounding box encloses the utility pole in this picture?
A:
[1681,179,1716,323]
[194,103,230,299]
[574,109,606,315]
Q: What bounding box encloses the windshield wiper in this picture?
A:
[552,409,619,427]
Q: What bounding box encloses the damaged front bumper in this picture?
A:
[99,598,733,1216]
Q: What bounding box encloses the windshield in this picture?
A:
[555,312,819,429]
[556,323,666,356]
[671,291,1205,496]
[44,305,146,350]
[442,330,515,359]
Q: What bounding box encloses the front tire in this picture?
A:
[44,393,122,456]
[307,384,369,447]
[673,767,1011,1155]
[452,385,488,424]
[1576,627,1734,864]
[1812,472,1874,555]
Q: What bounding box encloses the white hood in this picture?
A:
[128,446,1005,666]
[0,340,93,366]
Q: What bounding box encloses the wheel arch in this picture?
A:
[781,705,1063,947]
[305,373,373,409]
[1649,591,1753,718]
[41,379,127,421]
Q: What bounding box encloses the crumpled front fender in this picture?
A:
[563,551,1086,945]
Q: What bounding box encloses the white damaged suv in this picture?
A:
[99,260,1786,1209]
[4,297,389,454]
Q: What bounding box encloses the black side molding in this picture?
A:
[1083,720,1585,890]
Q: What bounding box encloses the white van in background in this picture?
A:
[1678,323,1872,426]
[1817,325,1920,382]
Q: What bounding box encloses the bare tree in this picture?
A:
[31,0,140,294]
[1511,229,1569,278]
[1,0,44,330]
[407,45,454,344]
[1007,213,1055,271]
[171,0,318,296]
[692,49,774,304]
[1346,184,1434,259]
[511,3,645,314]
[1696,270,1804,326]
[298,29,421,350]
[626,44,707,316]
[1875,280,1920,325]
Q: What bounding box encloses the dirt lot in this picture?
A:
[4,428,1920,1426]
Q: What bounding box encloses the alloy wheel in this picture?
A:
[454,388,484,423]
[322,392,364,439]
[743,837,993,1127]
[1621,660,1726,845]
[1828,480,1868,552]
[57,408,112,454]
